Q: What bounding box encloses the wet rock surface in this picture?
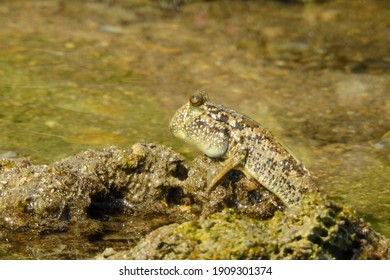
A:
[0,144,191,230]
[0,144,388,259]
[103,197,389,260]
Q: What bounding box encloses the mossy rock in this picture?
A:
[99,194,389,260]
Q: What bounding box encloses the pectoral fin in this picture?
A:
[207,147,248,193]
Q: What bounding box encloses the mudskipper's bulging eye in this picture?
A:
[189,94,204,107]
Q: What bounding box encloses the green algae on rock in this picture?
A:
[100,194,389,260]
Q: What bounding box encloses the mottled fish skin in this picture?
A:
[169,89,316,206]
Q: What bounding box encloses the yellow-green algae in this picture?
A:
[115,194,389,260]
[97,191,390,260]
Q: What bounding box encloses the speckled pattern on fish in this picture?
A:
[169,89,317,206]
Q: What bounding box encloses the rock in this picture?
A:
[0,144,388,259]
[101,194,389,260]
[0,144,187,231]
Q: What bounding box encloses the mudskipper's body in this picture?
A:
[169,90,316,206]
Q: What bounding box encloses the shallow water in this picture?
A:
[0,0,389,239]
